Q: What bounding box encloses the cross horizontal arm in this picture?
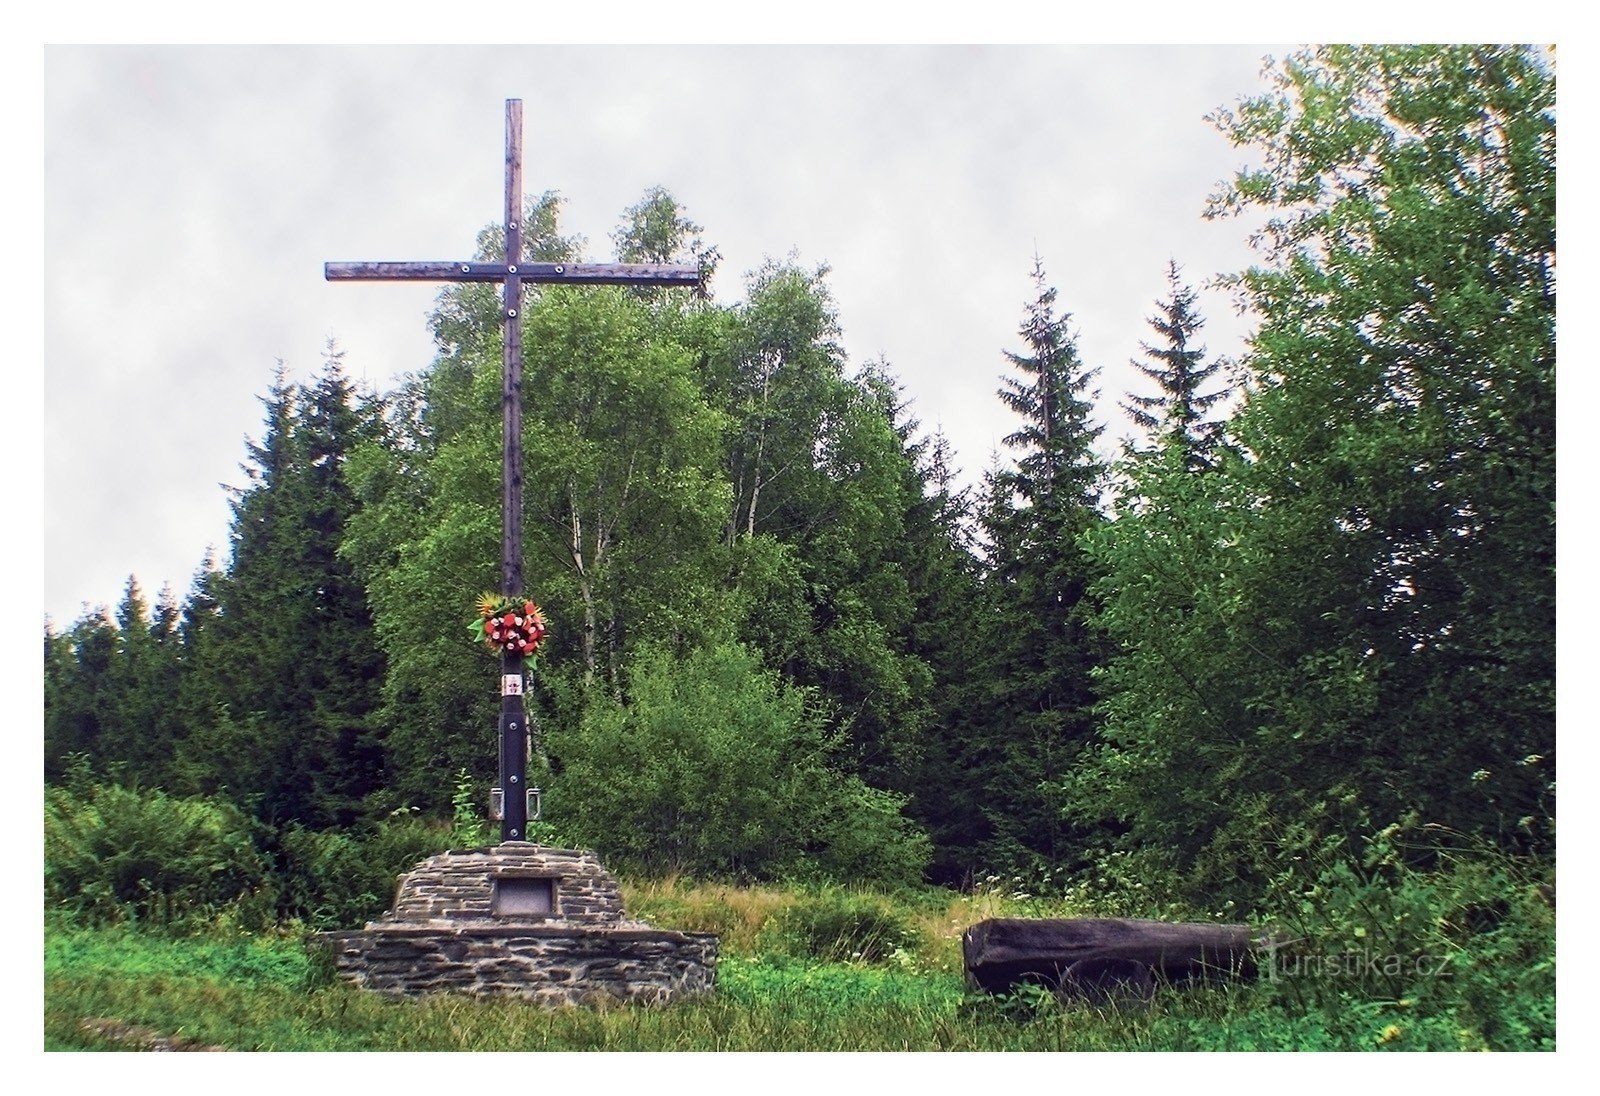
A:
[325,260,702,287]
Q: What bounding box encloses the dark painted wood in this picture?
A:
[500,100,527,843]
[962,917,1270,998]
[324,260,701,286]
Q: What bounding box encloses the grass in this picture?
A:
[43,872,1554,1053]
[42,932,1222,1052]
[43,935,1448,1053]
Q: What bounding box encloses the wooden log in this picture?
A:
[962,917,1271,999]
[1061,957,1156,1005]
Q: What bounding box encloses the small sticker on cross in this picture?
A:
[501,674,523,697]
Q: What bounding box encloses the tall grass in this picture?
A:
[49,929,1472,1052]
[44,847,1554,1052]
[43,922,1242,1052]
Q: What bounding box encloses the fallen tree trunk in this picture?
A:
[962,917,1272,1001]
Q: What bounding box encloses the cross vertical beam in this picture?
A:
[325,99,701,843]
[500,100,528,843]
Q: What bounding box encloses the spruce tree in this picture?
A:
[288,348,388,821]
[179,350,385,827]
[104,576,183,787]
[43,608,116,781]
[44,580,176,787]
[971,257,1107,877]
[1121,260,1228,466]
[892,426,988,884]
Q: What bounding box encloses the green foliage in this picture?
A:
[44,773,274,929]
[176,350,387,828]
[43,53,1556,911]
[52,189,957,875]
[801,776,933,890]
[43,576,185,789]
[345,279,734,807]
[1072,439,1280,897]
[43,612,118,780]
[1048,818,1557,1050]
[1121,259,1229,464]
[1075,45,1555,895]
[889,427,988,886]
[991,256,1106,514]
[1254,822,1555,1051]
[556,640,930,885]
[274,816,448,930]
[449,768,493,849]
[961,257,1108,879]
[557,639,814,877]
[756,888,923,964]
[611,184,717,279]
[707,261,942,791]
[1211,45,1554,850]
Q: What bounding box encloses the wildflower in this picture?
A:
[1376,1024,1402,1046]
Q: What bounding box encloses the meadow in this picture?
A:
[44,869,1553,1054]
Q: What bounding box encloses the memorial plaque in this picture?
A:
[493,876,556,917]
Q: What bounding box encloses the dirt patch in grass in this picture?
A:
[77,1016,226,1052]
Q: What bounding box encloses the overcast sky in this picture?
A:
[36,42,1373,626]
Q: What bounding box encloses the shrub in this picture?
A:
[556,640,930,885]
[803,777,932,890]
[44,780,273,928]
[275,815,449,930]
[759,887,923,964]
[1255,821,1555,1050]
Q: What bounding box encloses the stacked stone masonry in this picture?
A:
[314,843,717,1006]
[387,845,628,926]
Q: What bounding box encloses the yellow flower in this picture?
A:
[476,592,503,618]
[1376,1024,1402,1046]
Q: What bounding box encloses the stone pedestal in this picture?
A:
[314,843,717,1005]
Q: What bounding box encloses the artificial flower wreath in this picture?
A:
[468,592,548,657]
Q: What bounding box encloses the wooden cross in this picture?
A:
[326,99,702,842]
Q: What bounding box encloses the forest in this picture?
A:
[43,45,1555,1051]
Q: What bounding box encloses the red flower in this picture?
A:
[470,594,549,655]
